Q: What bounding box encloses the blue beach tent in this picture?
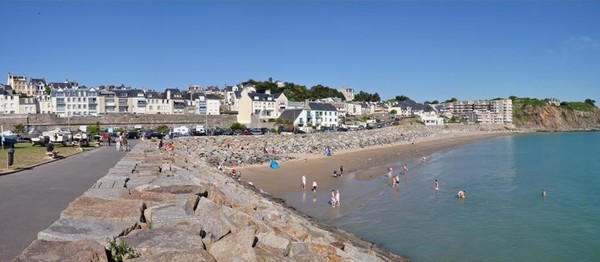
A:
[270,159,279,169]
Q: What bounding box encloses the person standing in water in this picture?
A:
[541,188,547,198]
[331,190,337,207]
[301,175,306,189]
[312,180,318,192]
[335,190,340,207]
[403,164,408,175]
[434,179,440,191]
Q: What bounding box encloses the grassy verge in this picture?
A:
[0,142,97,173]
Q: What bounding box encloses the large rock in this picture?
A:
[208,227,257,262]
[120,228,213,261]
[194,197,233,240]
[60,197,143,223]
[14,239,108,262]
[38,217,138,244]
[255,231,291,256]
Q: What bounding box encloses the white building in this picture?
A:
[192,93,221,115]
[0,88,19,115]
[278,101,339,131]
[444,99,512,124]
[51,87,98,117]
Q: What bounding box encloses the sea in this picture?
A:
[282,132,600,262]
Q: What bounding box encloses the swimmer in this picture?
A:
[541,188,547,198]
[433,179,440,191]
[457,190,466,199]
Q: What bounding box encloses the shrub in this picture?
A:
[107,238,138,262]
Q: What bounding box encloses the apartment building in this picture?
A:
[145,91,171,114]
[237,88,277,124]
[444,99,513,124]
[19,97,37,114]
[0,87,19,114]
[50,87,98,117]
[191,93,221,115]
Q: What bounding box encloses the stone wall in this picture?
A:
[0,114,237,132]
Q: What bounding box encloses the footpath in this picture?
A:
[0,143,132,262]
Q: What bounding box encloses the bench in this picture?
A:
[46,151,59,159]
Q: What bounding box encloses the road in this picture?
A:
[0,142,135,262]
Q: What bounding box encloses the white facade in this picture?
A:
[345,103,363,116]
[444,99,512,124]
[146,97,172,114]
[0,92,19,114]
[51,87,98,117]
[417,113,445,126]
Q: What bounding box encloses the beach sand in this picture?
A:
[239,131,513,196]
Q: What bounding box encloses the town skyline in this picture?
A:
[1,1,599,103]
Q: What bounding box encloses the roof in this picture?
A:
[191,92,219,100]
[272,93,284,99]
[114,89,145,98]
[278,109,304,122]
[390,99,433,112]
[29,78,46,85]
[145,91,165,99]
[308,102,337,111]
[247,92,274,102]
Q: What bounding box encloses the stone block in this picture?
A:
[38,217,138,245]
[208,227,257,262]
[14,239,108,262]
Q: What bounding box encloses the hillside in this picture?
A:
[512,99,600,131]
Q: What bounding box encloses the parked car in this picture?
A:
[247,128,262,135]
[126,130,140,139]
[337,127,349,132]
[212,128,225,136]
[144,131,164,139]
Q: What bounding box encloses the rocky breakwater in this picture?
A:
[182,124,512,168]
[16,140,407,261]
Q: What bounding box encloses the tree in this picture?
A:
[14,123,26,135]
[230,122,247,131]
[156,124,169,134]
[390,109,398,116]
[45,86,51,95]
[395,95,409,102]
[431,100,439,104]
[445,97,458,103]
[584,99,596,106]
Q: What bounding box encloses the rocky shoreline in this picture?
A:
[16,124,516,261]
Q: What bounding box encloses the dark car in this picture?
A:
[212,128,225,136]
[126,130,140,139]
[144,131,164,139]
[337,127,349,132]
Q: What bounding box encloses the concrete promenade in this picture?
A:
[0,142,135,262]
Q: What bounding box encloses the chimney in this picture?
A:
[304,99,310,109]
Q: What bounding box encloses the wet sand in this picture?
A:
[239,131,514,195]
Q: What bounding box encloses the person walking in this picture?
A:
[335,190,340,207]
[312,180,318,192]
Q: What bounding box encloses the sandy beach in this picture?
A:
[239,131,514,195]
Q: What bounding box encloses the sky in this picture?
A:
[1,1,599,103]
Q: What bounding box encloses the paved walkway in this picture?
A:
[0,142,136,262]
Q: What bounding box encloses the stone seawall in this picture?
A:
[179,124,514,168]
[0,114,237,132]
[16,140,408,261]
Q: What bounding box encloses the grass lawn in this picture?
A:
[0,142,98,173]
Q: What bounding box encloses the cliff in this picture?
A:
[512,101,600,131]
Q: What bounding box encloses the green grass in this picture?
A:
[0,142,95,173]
[561,102,596,112]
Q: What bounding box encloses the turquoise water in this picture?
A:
[284,132,600,261]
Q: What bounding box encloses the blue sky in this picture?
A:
[1,1,599,103]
